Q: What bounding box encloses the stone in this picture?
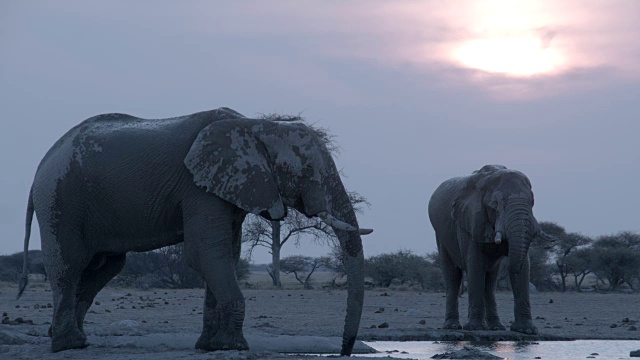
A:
[378,322,389,329]
[631,349,640,357]
[431,346,501,359]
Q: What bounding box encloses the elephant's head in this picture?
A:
[184,118,368,355]
[453,165,545,273]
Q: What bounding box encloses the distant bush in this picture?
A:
[365,250,443,291]
[116,246,251,289]
[0,250,47,282]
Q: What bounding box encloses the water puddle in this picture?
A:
[361,340,640,359]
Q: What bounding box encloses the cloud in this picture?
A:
[178,0,640,99]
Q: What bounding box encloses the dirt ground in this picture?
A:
[1,280,639,359]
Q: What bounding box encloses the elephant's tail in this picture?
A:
[17,189,34,300]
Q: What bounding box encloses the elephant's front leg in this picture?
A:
[508,256,537,334]
[184,199,248,351]
[484,266,505,330]
[194,274,247,351]
[463,243,487,330]
[195,285,222,349]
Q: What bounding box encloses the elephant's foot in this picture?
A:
[510,319,538,335]
[487,319,506,331]
[463,319,488,331]
[51,332,88,353]
[195,299,248,352]
[195,331,249,351]
[442,320,462,330]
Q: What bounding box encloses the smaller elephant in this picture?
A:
[428,165,552,334]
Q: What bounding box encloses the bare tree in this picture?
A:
[243,211,334,287]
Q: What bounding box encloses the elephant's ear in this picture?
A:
[184,119,286,220]
[452,181,493,244]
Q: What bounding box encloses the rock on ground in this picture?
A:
[431,345,502,359]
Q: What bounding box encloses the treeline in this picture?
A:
[0,245,250,290]
[536,222,640,292]
[361,224,640,293]
[2,223,638,293]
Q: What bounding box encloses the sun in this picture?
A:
[447,1,567,77]
[453,35,565,77]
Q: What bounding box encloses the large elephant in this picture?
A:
[428,165,550,334]
[17,108,370,355]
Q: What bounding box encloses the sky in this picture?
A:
[1,1,639,264]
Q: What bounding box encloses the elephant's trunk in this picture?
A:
[328,185,365,356]
[505,198,534,274]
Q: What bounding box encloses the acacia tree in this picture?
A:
[241,114,368,288]
[564,247,593,291]
[540,221,592,292]
[590,231,640,291]
[280,255,326,289]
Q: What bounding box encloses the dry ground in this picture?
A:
[1,275,639,359]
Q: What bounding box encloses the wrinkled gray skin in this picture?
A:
[18,108,366,355]
[428,165,548,335]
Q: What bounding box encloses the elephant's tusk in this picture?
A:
[359,228,374,235]
[539,230,557,243]
[494,231,503,244]
[318,212,358,232]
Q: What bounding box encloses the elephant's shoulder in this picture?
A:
[186,108,246,123]
[84,113,138,123]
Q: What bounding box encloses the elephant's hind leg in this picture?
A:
[44,244,90,352]
[75,253,126,334]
